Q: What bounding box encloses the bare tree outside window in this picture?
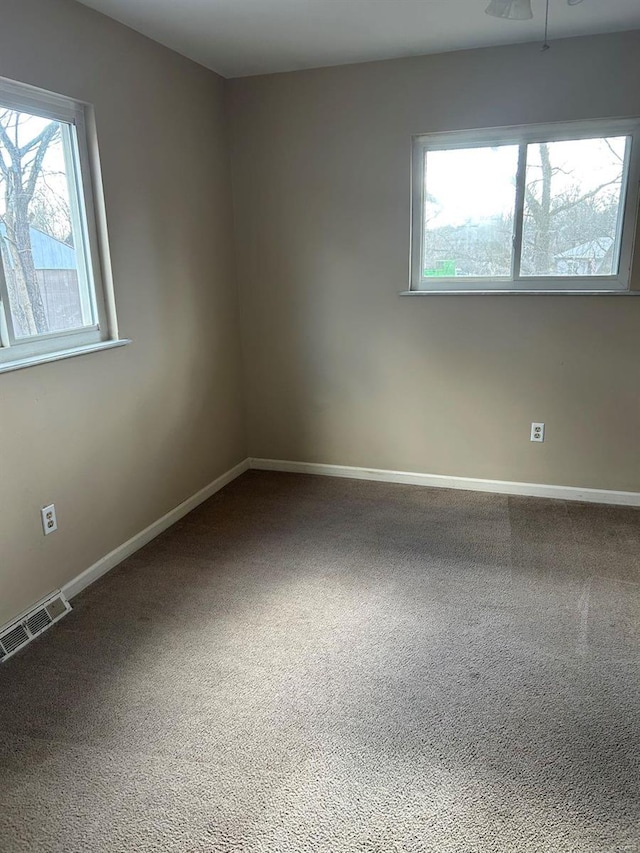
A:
[521,137,626,277]
[0,109,83,338]
[416,131,632,290]
[422,145,519,279]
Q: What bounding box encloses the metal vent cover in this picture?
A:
[46,596,68,621]
[0,591,71,662]
[25,608,52,636]
[0,623,30,654]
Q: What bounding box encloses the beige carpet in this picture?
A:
[1,471,639,852]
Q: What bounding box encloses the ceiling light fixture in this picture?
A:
[485,0,584,21]
[485,0,533,20]
[486,0,586,51]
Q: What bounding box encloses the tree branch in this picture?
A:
[550,178,620,217]
[19,122,60,158]
[603,138,623,163]
[0,118,19,163]
[24,124,59,200]
[524,187,541,220]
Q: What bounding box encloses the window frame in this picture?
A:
[410,118,640,294]
[0,76,123,371]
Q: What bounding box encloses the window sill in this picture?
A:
[0,339,131,374]
[399,290,640,297]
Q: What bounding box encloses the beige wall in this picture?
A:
[0,0,246,625]
[228,31,640,493]
[3,13,640,628]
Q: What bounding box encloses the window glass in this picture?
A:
[521,136,627,278]
[422,145,519,279]
[0,107,96,340]
[412,121,639,293]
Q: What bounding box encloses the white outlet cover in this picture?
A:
[41,504,58,535]
[530,423,545,443]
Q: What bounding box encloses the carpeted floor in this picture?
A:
[1,471,639,852]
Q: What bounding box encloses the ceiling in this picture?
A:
[77,0,640,78]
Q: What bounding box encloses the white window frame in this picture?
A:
[410,118,640,294]
[0,76,125,372]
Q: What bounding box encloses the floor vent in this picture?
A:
[0,623,30,655]
[25,608,52,636]
[0,592,71,662]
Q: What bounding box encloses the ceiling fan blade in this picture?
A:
[485,0,533,21]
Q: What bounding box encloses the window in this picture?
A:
[410,120,640,293]
[0,77,123,371]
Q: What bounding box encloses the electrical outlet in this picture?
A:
[530,422,545,443]
[41,504,58,535]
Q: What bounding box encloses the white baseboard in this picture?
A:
[62,458,250,600]
[249,457,640,507]
[11,453,637,640]
[55,453,640,606]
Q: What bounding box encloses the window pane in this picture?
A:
[0,108,95,339]
[422,145,519,279]
[521,137,627,278]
